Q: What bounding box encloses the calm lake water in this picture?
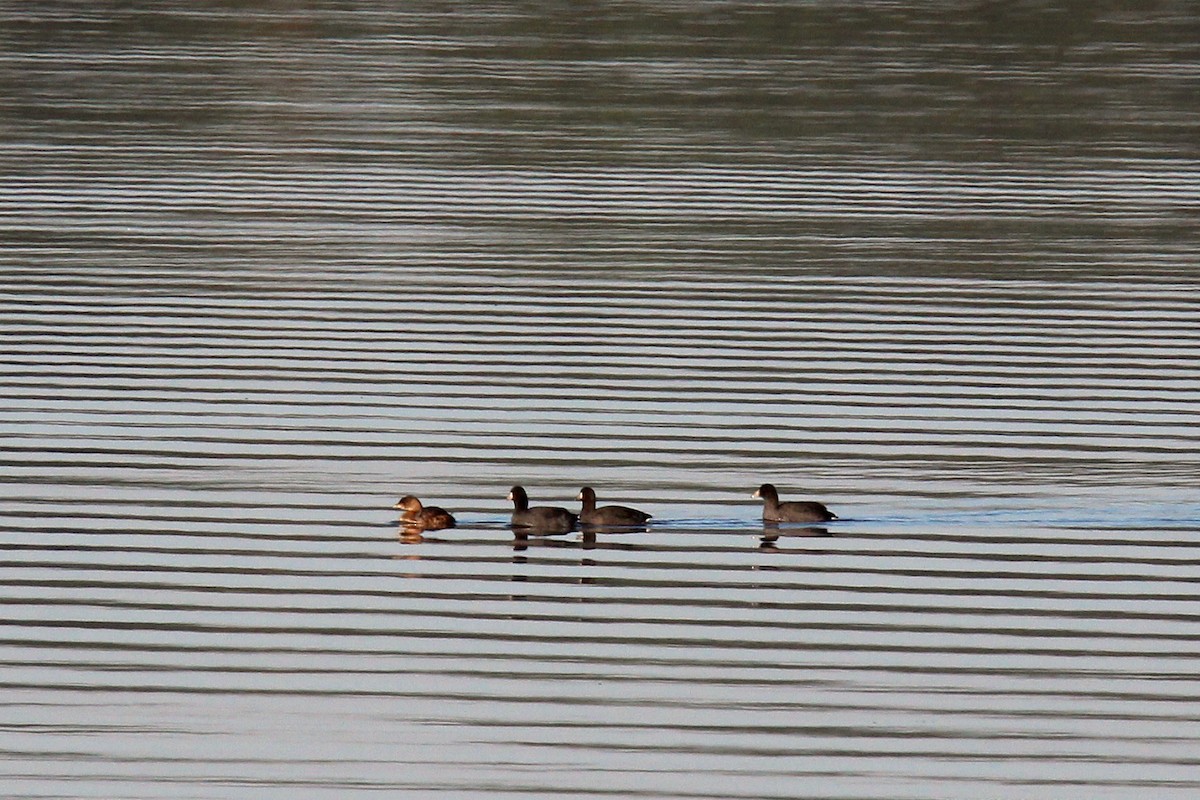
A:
[3,3,1199,798]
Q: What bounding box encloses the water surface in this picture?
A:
[2,3,1199,798]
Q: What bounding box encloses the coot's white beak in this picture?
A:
[751,489,761,499]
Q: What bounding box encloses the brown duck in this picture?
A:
[393,495,457,530]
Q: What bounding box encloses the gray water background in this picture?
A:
[3,3,1199,798]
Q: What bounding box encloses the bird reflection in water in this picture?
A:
[397,523,429,544]
[759,523,834,550]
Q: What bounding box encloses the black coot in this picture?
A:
[753,483,836,523]
[577,486,651,527]
[508,485,577,534]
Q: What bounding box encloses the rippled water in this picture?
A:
[3,4,1200,798]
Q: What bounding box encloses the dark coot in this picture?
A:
[577,486,652,527]
[393,495,457,530]
[508,485,578,535]
[752,483,836,523]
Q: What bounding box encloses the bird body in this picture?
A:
[508,485,577,534]
[394,495,457,530]
[577,486,651,527]
[753,483,836,523]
